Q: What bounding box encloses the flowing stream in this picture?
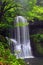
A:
[9,16,34,58]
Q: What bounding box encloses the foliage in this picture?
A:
[26,6,43,20]
[0,42,5,57]
[31,34,43,54]
[36,43,43,54]
[0,35,10,49]
[0,0,43,28]
[0,43,25,65]
[15,22,29,27]
[0,0,22,28]
[0,0,23,43]
[0,0,43,62]
[23,0,43,21]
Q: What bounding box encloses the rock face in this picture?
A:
[29,20,43,34]
[24,58,43,65]
[29,20,43,57]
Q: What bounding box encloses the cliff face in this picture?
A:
[29,20,43,57]
[29,20,43,34]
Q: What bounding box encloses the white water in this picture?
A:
[10,16,34,58]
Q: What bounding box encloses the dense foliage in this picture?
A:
[31,34,43,56]
[0,0,43,63]
[0,1,26,64]
[0,0,43,27]
[15,0,43,21]
[0,42,25,65]
[0,0,22,28]
[26,5,43,20]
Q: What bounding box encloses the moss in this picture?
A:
[30,34,43,55]
[0,35,10,49]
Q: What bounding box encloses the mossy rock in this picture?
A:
[0,35,7,43]
[0,35,9,49]
[30,34,43,56]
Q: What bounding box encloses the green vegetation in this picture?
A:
[31,34,43,54]
[24,0,43,21]
[0,0,26,64]
[15,22,29,27]
[0,0,43,27]
[0,35,9,49]
[0,42,25,65]
[15,0,43,20]
[26,6,43,20]
[0,0,43,64]
[0,0,22,28]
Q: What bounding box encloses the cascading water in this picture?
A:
[10,16,34,58]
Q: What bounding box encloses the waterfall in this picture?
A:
[10,16,34,58]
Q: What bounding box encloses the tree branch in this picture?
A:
[4,5,21,13]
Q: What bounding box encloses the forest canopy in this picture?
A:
[0,0,43,62]
[0,0,43,28]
